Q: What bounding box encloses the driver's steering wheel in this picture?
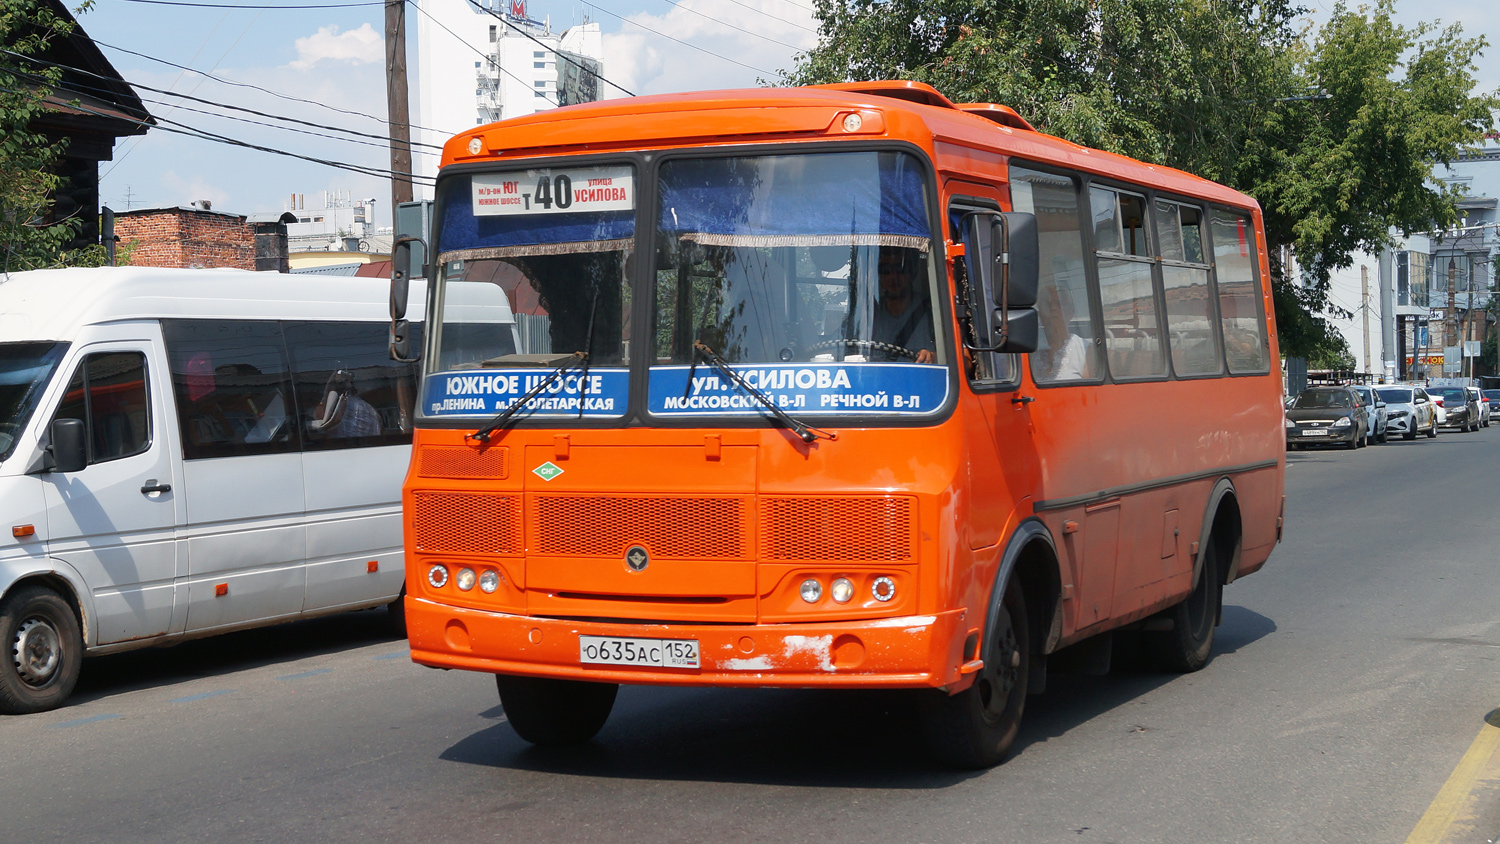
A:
[805,337,919,361]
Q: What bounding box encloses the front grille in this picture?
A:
[530,495,749,559]
[761,496,915,562]
[417,445,509,479]
[411,491,521,554]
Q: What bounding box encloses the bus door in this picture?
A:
[946,176,1038,552]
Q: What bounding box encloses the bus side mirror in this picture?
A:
[999,212,1038,309]
[961,211,1040,355]
[390,236,425,362]
[48,418,87,473]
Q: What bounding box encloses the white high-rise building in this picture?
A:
[413,0,605,199]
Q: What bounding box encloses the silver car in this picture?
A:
[1351,385,1388,444]
[1375,385,1438,440]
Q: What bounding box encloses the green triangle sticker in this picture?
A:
[532,461,565,481]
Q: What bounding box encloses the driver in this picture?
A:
[872,246,936,363]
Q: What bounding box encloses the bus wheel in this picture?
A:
[0,585,83,714]
[920,576,1029,769]
[1145,540,1219,673]
[495,674,618,746]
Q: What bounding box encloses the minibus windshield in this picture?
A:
[0,341,68,462]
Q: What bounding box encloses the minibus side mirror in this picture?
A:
[390,236,425,362]
[959,210,1040,355]
[48,418,87,474]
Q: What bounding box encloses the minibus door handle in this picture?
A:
[1011,395,1035,405]
[140,480,172,495]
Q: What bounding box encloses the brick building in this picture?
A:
[114,204,278,270]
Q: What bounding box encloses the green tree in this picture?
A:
[785,0,1498,359]
[0,0,100,271]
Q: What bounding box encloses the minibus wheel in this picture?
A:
[0,585,83,714]
[495,674,618,745]
[920,575,1029,769]
[1145,540,1219,672]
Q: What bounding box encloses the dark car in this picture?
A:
[1286,386,1366,450]
[1431,386,1480,432]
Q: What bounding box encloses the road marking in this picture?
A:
[48,714,122,729]
[277,668,333,681]
[372,652,408,661]
[1403,709,1500,843]
[170,689,235,703]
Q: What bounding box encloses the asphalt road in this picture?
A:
[5,427,1500,844]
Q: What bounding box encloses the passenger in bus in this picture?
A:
[873,246,936,363]
[1034,285,1092,381]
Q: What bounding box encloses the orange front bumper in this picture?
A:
[407,597,970,689]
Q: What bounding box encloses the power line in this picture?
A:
[577,0,778,77]
[5,50,444,150]
[121,0,384,7]
[93,38,447,135]
[466,0,636,97]
[409,1,558,108]
[0,82,433,185]
[655,0,806,49]
[720,0,818,34]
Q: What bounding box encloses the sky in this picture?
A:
[71,0,1496,228]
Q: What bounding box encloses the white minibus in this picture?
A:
[0,266,503,714]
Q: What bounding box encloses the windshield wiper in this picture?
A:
[691,341,835,444]
[466,351,587,443]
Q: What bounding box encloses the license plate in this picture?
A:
[579,636,700,669]
[1301,429,1328,436]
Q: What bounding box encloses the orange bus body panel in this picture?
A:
[408,82,1285,692]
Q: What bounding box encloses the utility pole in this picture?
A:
[1361,265,1371,376]
[385,0,413,211]
[1448,257,1458,376]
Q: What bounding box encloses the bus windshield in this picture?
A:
[0,341,68,462]
[421,150,945,422]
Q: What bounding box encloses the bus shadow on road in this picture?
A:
[439,604,1277,787]
[67,607,405,706]
[1014,603,1276,756]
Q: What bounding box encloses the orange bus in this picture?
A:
[392,80,1285,768]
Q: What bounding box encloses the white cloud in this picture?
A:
[599,0,818,97]
[289,23,382,70]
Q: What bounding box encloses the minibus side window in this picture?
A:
[283,321,423,449]
[162,320,298,459]
[52,352,151,465]
[1009,165,1101,385]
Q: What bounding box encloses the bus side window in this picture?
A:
[52,352,152,465]
[283,321,423,450]
[1009,165,1100,384]
[1157,201,1222,377]
[162,320,298,460]
[1209,209,1272,373]
[1092,186,1166,380]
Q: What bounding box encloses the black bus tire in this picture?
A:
[495,674,618,746]
[920,575,1030,769]
[1144,540,1219,673]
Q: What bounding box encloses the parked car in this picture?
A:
[0,266,446,714]
[1351,385,1388,443]
[1431,386,1480,431]
[1467,386,1490,428]
[1483,389,1500,419]
[1286,386,1366,450]
[1376,385,1438,439]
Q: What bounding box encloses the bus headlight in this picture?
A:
[479,570,500,593]
[799,579,823,603]
[427,565,449,588]
[455,568,477,591]
[830,578,855,603]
